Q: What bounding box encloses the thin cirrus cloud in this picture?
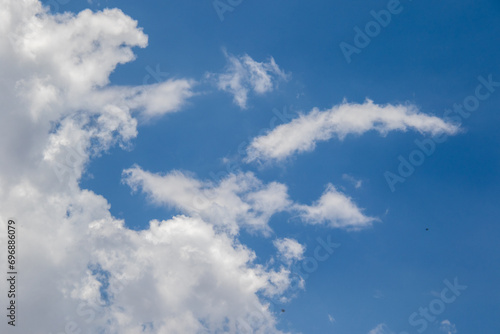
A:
[207,50,289,109]
[245,99,460,163]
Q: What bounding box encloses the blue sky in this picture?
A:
[1,0,499,333]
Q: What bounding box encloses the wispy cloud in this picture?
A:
[207,50,289,109]
[122,166,292,235]
[123,167,377,232]
[343,173,363,189]
[245,100,459,163]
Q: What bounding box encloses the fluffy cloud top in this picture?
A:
[208,50,289,108]
[2,186,293,333]
[0,0,194,188]
[91,215,292,334]
[293,184,377,229]
[245,100,460,162]
[273,238,305,264]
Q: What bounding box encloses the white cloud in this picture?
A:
[440,320,458,334]
[0,2,387,333]
[273,238,305,264]
[122,167,292,235]
[1,188,293,333]
[368,323,392,334]
[0,1,292,333]
[245,99,460,162]
[342,173,363,189]
[328,314,336,323]
[92,215,292,333]
[91,80,195,120]
[293,184,377,230]
[208,50,289,109]
[123,167,376,233]
[0,0,194,188]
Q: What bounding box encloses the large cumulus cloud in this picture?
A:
[0,1,292,333]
